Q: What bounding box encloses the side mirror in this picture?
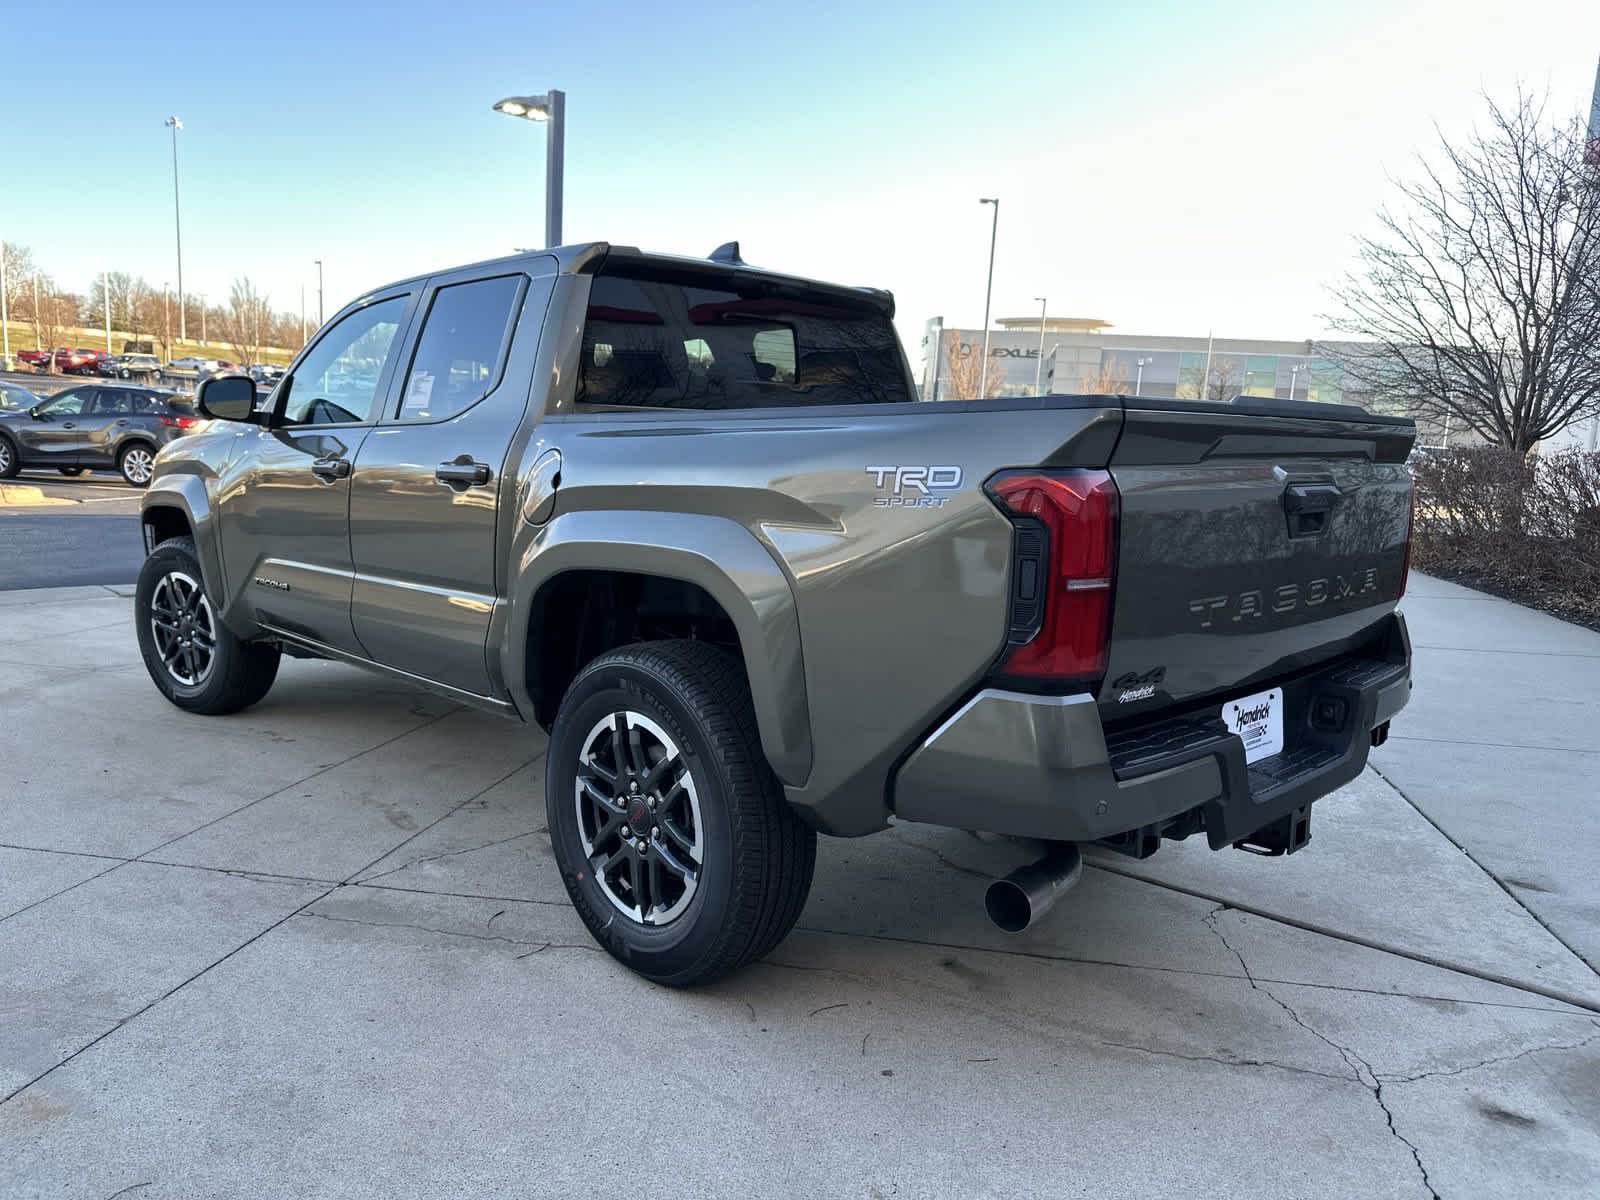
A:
[196,374,258,423]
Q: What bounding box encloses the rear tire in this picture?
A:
[0,435,17,479]
[546,640,816,986]
[136,537,280,715]
[119,442,156,487]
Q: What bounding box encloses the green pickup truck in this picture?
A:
[133,242,1414,984]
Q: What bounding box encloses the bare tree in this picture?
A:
[2,242,38,330]
[220,277,271,366]
[939,335,990,400]
[1177,354,1243,401]
[29,278,77,363]
[1076,357,1130,395]
[1327,91,1600,455]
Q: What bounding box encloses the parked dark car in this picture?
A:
[0,383,203,486]
[101,353,165,381]
[0,382,44,411]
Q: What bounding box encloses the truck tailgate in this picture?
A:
[1100,398,1414,716]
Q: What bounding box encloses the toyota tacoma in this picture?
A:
[133,242,1414,985]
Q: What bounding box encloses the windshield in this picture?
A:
[0,385,39,410]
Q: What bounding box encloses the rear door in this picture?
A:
[79,388,130,465]
[1100,398,1414,716]
[347,263,554,696]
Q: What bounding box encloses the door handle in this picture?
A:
[311,455,352,482]
[1282,482,1341,539]
[62,422,76,429]
[116,419,129,426]
[435,457,491,489]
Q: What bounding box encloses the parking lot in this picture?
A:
[0,572,1595,1198]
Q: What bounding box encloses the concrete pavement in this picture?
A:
[0,578,1596,1198]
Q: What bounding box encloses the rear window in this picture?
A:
[577,271,911,410]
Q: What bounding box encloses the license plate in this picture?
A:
[1222,688,1283,763]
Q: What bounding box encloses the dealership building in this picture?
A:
[919,316,1355,408]
[917,315,1600,451]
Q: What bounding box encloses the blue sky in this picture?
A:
[6,0,1599,354]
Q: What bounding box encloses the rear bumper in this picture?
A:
[891,613,1411,849]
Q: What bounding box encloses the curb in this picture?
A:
[0,483,76,507]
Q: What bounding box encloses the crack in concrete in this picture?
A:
[356,828,541,885]
[297,909,597,958]
[1094,1038,1353,1083]
[1376,1025,1600,1086]
[1204,906,1440,1200]
[793,920,1595,1018]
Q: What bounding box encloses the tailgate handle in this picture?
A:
[1282,482,1341,539]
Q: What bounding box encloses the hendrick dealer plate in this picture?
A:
[1222,687,1283,763]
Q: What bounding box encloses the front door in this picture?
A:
[18,387,92,465]
[216,293,415,653]
[349,268,553,696]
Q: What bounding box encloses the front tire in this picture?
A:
[0,435,17,479]
[136,537,280,715]
[546,640,816,986]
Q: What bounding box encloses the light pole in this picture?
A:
[300,284,306,344]
[32,274,40,351]
[1032,296,1047,395]
[1135,356,1152,396]
[977,197,999,397]
[199,294,206,346]
[103,270,112,353]
[1289,361,1305,401]
[165,116,186,342]
[314,259,324,327]
[1,242,9,365]
[493,90,566,248]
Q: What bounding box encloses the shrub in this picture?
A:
[1409,447,1600,628]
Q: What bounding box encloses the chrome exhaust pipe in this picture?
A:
[984,842,1083,933]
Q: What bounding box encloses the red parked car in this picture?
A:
[55,347,111,375]
[15,349,53,372]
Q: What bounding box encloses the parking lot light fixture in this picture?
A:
[1033,297,1047,395]
[978,197,998,398]
[165,116,186,342]
[494,91,565,249]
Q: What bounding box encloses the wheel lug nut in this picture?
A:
[620,825,631,837]
[647,797,657,809]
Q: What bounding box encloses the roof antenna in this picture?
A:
[708,241,744,265]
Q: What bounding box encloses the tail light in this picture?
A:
[985,469,1119,687]
[158,414,200,430]
[1399,482,1415,598]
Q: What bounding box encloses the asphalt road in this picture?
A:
[0,471,143,589]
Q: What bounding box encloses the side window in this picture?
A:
[94,391,134,416]
[280,295,409,426]
[37,390,87,417]
[396,275,522,422]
